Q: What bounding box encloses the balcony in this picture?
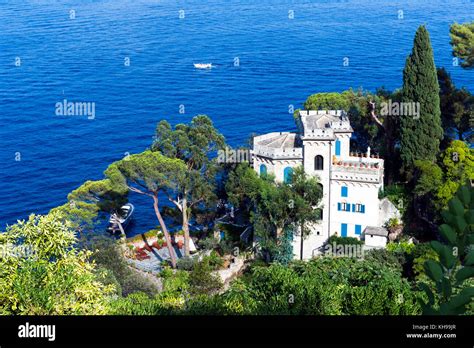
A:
[331,156,384,183]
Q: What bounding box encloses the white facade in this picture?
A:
[252,110,388,259]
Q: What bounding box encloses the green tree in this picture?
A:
[304,92,351,111]
[288,166,323,260]
[152,115,226,256]
[437,67,474,144]
[418,184,474,314]
[188,258,223,296]
[105,151,187,268]
[415,140,474,211]
[52,179,128,239]
[400,26,443,173]
[450,21,474,69]
[226,164,322,262]
[0,212,114,314]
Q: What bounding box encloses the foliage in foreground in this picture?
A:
[109,257,422,315]
[418,184,474,314]
[0,212,115,315]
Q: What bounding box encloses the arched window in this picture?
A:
[315,155,324,170]
[283,167,293,184]
[259,164,267,176]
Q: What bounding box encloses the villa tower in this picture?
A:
[252,110,386,259]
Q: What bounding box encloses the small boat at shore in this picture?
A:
[107,203,134,235]
[194,63,213,69]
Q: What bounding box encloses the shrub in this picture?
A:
[108,292,162,315]
[176,256,196,271]
[199,236,219,251]
[327,235,363,246]
[0,212,115,315]
[188,259,223,296]
[204,250,225,271]
[386,240,416,254]
[88,237,160,297]
[364,248,404,273]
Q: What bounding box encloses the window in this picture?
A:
[315,155,324,170]
[283,167,293,184]
[341,186,348,197]
[355,225,362,235]
[354,204,366,213]
[341,223,347,237]
[316,208,323,220]
[335,139,341,156]
[259,164,267,176]
[338,202,350,212]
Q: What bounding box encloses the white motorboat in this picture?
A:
[107,203,134,235]
[194,63,213,69]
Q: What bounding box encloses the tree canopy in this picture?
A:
[450,21,474,69]
[105,151,188,268]
[152,115,226,256]
[400,25,443,172]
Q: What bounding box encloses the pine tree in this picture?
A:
[400,26,443,173]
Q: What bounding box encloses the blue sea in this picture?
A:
[1,0,473,234]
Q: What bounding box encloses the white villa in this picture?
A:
[252,109,394,259]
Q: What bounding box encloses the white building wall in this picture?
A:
[329,182,381,239]
[336,133,351,160]
[297,140,331,259]
[364,235,387,248]
[253,155,302,183]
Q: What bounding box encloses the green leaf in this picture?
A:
[468,235,474,244]
[465,250,474,266]
[444,287,474,312]
[455,266,474,284]
[457,185,471,206]
[440,277,452,299]
[418,282,435,306]
[441,210,455,225]
[436,244,457,269]
[448,197,465,217]
[424,260,443,282]
[430,240,444,254]
[454,216,468,234]
[438,225,457,245]
[465,210,474,225]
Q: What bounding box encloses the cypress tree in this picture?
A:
[400,25,443,172]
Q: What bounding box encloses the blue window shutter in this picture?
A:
[335,139,341,156]
[352,204,355,212]
[341,223,347,237]
[259,164,267,176]
[355,225,361,235]
[341,186,348,197]
[283,167,293,184]
[337,203,341,211]
[361,205,365,213]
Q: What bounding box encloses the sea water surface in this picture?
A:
[1,0,473,234]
